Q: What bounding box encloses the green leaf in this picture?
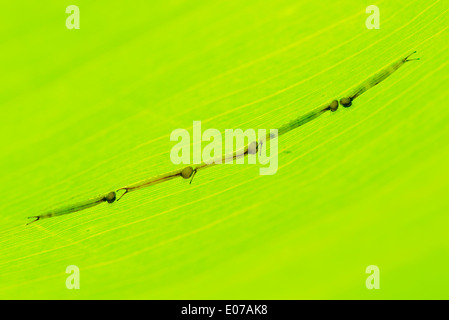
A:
[1,0,448,299]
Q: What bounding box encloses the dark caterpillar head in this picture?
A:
[180,166,194,179]
[248,141,258,155]
[329,100,339,112]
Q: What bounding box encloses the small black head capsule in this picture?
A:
[248,141,258,155]
[329,100,339,112]
[340,97,352,108]
[105,191,116,203]
[180,166,194,179]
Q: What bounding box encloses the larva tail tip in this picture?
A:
[405,51,419,62]
[26,216,40,225]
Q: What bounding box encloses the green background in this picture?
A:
[0,0,448,299]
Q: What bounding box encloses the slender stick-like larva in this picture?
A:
[27,100,339,219]
[27,51,418,224]
[194,100,338,171]
[340,51,419,107]
[117,139,261,202]
[27,192,116,225]
[277,101,337,137]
